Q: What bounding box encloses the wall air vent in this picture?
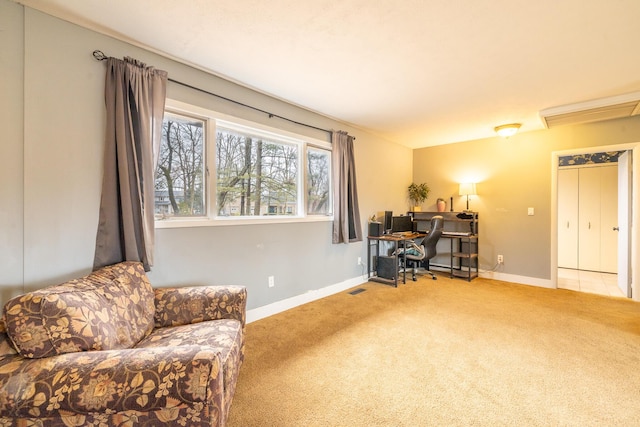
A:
[539,91,640,128]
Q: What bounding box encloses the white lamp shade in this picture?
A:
[459,183,477,196]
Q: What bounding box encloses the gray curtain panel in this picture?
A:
[331,131,362,243]
[93,57,167,271]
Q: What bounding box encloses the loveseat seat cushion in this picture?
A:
[0,345,224,419]
[3,262,155,358]
[136,318,243,417]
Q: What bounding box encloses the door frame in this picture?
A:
[617,150,632,296]
[550,142,639,301]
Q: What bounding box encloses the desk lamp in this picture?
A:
[459,183,476,212]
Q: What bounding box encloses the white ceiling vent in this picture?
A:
[539,92,640,128]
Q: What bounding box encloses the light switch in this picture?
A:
[528,207,534,216]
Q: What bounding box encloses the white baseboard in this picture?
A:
[246,276,365,324]
[480,270,554,289]
[247,272,554,324]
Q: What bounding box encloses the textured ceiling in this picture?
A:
[16,0,640,148]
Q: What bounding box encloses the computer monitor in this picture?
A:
[384,211,393,233]
[391,215,413,233]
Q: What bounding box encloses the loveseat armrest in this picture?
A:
[154,286,247,329]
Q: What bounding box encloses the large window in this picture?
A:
[155,101,332,226]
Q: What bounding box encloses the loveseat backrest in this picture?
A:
[3,261,155,358]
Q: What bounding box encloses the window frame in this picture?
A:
[155,99,333,229]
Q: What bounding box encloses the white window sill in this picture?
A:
[155,215,333,229]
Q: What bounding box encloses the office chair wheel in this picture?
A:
[432,276,437,280]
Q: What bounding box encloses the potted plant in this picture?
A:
[408,182,430,211]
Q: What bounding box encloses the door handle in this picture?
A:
[613,227,620,231]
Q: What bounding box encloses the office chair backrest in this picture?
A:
[423,215,444,260]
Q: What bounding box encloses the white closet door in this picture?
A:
[600,165,618,273]
[558,169,579,269]
[578,167,602,271]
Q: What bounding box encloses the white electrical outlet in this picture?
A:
[497,254,504,264]
[268,276,275,288]
[357,257,362,265]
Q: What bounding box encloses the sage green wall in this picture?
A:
[413,118,640,281]
[1,2,412,310]
[5,1,638,306]
[0,1,25,303]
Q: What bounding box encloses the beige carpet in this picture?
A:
[227,275,640,426]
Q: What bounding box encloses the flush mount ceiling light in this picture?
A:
[494,123,521,138]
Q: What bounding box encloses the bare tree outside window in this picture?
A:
[307,147,331,215]
[155,113,205,218]
[216,128,298,216]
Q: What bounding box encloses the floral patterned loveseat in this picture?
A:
[0,261,246,427]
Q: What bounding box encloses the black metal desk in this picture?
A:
[367,232,425,287]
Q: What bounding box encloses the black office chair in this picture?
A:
[405,215,444,280]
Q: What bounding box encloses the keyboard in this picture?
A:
[444,231,472,236]
[391,231,415,237]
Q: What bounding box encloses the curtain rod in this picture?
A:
[92,50,343,138]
